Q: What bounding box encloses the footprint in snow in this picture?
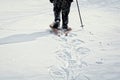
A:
[76,47,91,55]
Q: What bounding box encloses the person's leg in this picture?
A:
[62,1,71,29]
[52,0,61,28]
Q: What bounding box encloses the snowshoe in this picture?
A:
[49,23,61,36]
[62,27,72,36]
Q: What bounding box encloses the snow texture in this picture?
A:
[0,0,120,80]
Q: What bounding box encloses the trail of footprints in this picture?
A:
[49,33,91,80]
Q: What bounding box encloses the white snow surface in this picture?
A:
[0,0,120,80]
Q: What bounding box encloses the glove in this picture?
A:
[50,0,54,3]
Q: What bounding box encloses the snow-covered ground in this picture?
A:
[0,0,120,80]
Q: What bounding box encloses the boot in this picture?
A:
[50,20,60,29]
[62,25,72,31]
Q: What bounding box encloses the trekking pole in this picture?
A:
[76,0,84,28]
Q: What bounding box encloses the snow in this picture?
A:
[0,0,120,80]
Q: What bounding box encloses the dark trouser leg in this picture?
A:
[54,7,61,22]
[53,0,61,21]
[62,2,71,29]
[53,1,61,28]
[62,10,69,29]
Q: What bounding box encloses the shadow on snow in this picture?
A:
[0,30,50,45]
